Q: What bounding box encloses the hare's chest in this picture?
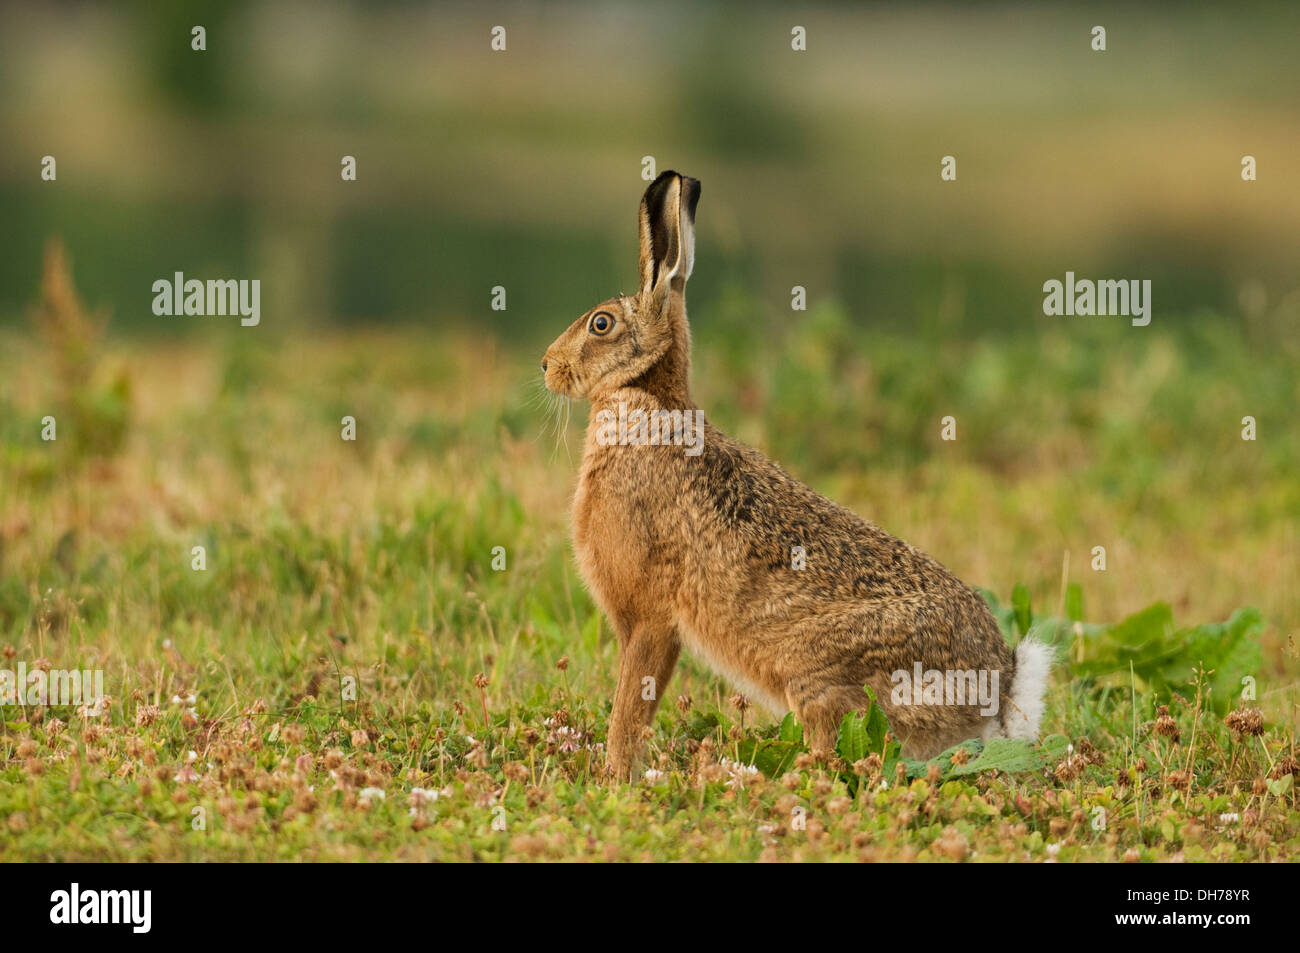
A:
[573,455,645,564]
[571,449,671,617]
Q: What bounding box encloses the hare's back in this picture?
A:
[685,429,990,609]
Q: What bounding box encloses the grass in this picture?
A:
[0,258,1297,861]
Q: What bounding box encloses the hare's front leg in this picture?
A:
[605,625,680,781]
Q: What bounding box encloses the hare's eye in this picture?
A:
[590,312,614,335]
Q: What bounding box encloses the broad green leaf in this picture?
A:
[1070,602,1262,713]
[1109,602,1175,649]
[777,712,803,745]
[903,739,983,781]
[836,710,870,763]
[835,687,901,769]
[736,738,801,778]
[1266,774,1293,797]
[950,734,1069,777]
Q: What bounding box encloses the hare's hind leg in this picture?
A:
[786,677,978,762]
[785,683,871,756]
[606,623,681,781]
[875,691,989,761]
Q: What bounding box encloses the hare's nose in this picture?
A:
[541,358,548,372]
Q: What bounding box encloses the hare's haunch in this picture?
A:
[543,171,1052,780]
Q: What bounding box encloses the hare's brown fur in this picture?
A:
[544,172,1043,780]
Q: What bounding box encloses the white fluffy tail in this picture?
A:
[1000,639,1053,741]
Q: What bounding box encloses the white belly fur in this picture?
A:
[675,618,788,717]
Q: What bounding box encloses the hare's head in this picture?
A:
[543,171,701,401]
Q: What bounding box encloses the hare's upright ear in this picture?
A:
[638,171,702,306]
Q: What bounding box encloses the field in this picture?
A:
[0,254,1296,862]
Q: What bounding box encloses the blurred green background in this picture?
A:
[3,0,1299,336]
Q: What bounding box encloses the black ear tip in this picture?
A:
[642,170,678,207]
[643,170,701,216]
[683,177,701,220]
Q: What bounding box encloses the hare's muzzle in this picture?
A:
[540,348,565,395]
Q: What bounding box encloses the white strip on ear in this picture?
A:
[658,176,684,288]
[679,211,695,285]
[676,177,700,286]
[638,172,700,299]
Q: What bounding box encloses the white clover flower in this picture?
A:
[172,751,201,784]
[554,725,582,753]
[77,695,110,720]
[720,758,759,789]
[408,787,441,817]
[643,768,665,784]
[359,787,386,805]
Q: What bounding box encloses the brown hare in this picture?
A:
[543,171,1051,780]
